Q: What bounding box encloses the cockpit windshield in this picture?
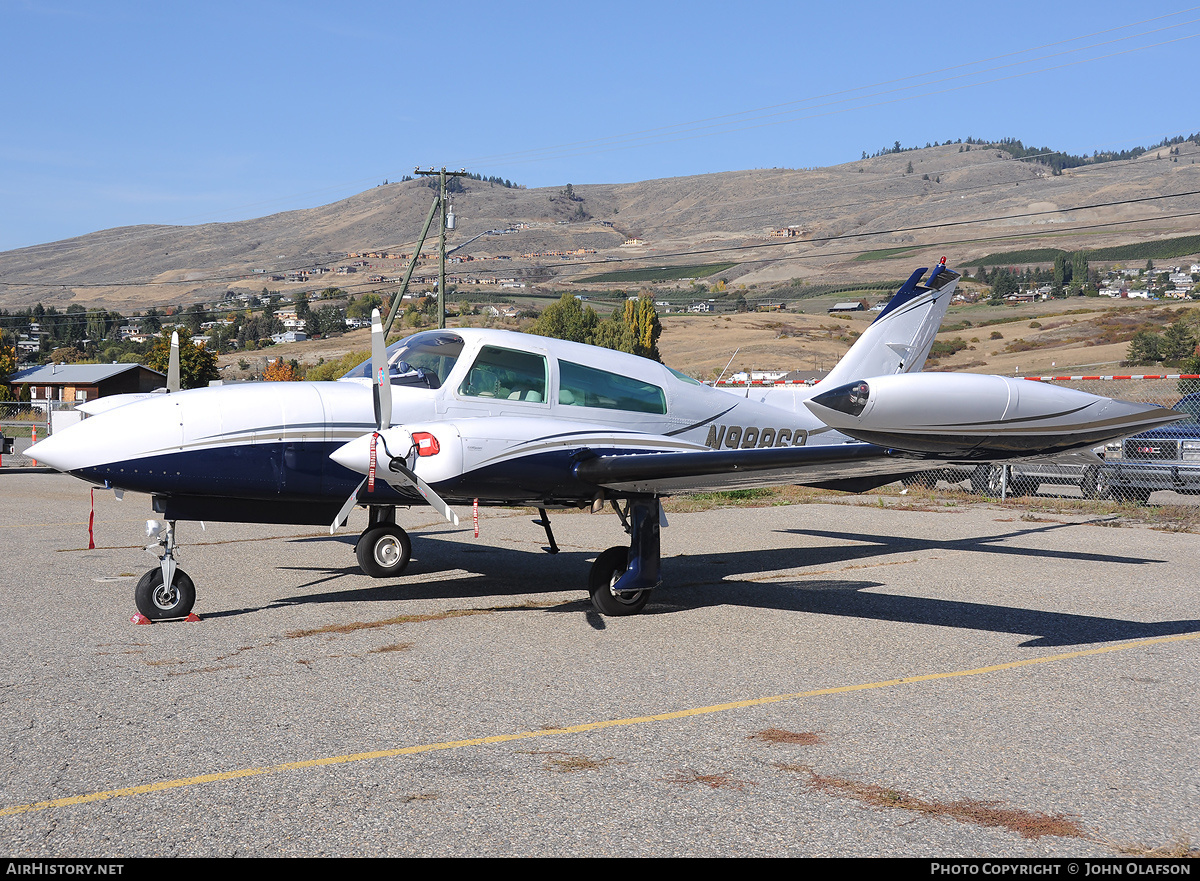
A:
[341,331,465,389]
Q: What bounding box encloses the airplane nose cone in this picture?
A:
[25,431,80,472]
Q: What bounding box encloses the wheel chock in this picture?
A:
[184,613,201,622]
[130,613,152,625]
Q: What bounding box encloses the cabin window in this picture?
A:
[459,346,548,402]
[558,360,666,414]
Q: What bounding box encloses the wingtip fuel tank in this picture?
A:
[804,374,1184,458]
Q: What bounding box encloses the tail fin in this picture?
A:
[820,260,958,388]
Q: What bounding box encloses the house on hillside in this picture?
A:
[11,363,166,405]
[828,300,868,313]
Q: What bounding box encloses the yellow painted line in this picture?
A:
[2,631,1195,818]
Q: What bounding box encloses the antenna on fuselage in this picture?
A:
[715,347,739,387]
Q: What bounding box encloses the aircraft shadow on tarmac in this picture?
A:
[209,522,1199,646]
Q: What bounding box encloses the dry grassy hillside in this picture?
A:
[4,141,1199,315]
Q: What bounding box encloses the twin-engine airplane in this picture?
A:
[28,261,1181,619]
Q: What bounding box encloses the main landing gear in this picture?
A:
[352,500,664,616]
[588,497,663,616]
[136,520,196,620]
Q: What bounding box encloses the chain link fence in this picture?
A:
[0,401,76,469]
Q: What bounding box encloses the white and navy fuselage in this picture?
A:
[29,328,847,524]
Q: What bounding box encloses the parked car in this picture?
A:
[1098,393,1200,504]
[902,459,1103,497]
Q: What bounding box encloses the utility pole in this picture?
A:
[414,167,468,329]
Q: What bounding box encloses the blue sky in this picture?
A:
[2,0,1198,251]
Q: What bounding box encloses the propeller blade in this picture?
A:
[167,331,181,393]
[387,458,460,526]
[330,477,367,535]
[371,308,392,430]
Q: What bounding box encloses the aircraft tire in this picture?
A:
[588,546,649,616]
[134,567,196,620]
[356,525,412,578]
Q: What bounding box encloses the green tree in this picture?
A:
[1052,254,1070,297]
[142,308,162,333]
[623,296,662,361]
[144,334,219,389]
[184,303,205,335]
[312,305,346,337]
[1126,330,1163,365]
[0,341,16,397]
[305,350,369,382]
[347,294,383,321]
[529,293,662,362]
[1070,252,1090,295]
[1161,320,1197,362]
[86,309,108,344]
[989,269,1018,303]
[529,294,600,344]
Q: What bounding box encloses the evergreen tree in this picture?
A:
[1126,330,1163,365]
[1161,320,1197,362]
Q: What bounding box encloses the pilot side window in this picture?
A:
[558,360,666,415]
[458,346,548,403]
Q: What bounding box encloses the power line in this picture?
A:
[4,191,1199,329]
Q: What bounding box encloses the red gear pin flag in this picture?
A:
[473,498,479,538]
[88,487,96,550]
[368,432,378,492]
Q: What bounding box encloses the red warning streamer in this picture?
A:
[88,488,95,550]
[368,432,378,492]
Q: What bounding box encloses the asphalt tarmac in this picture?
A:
[1,474,1196,858]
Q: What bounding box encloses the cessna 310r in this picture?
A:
[28,261,1181,619]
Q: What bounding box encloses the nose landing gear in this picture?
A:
[135,520,196,620]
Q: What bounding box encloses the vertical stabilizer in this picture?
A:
[820,259,959,388]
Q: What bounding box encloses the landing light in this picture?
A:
[811,380,871,417]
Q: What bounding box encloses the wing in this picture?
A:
[573,442,926,495]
